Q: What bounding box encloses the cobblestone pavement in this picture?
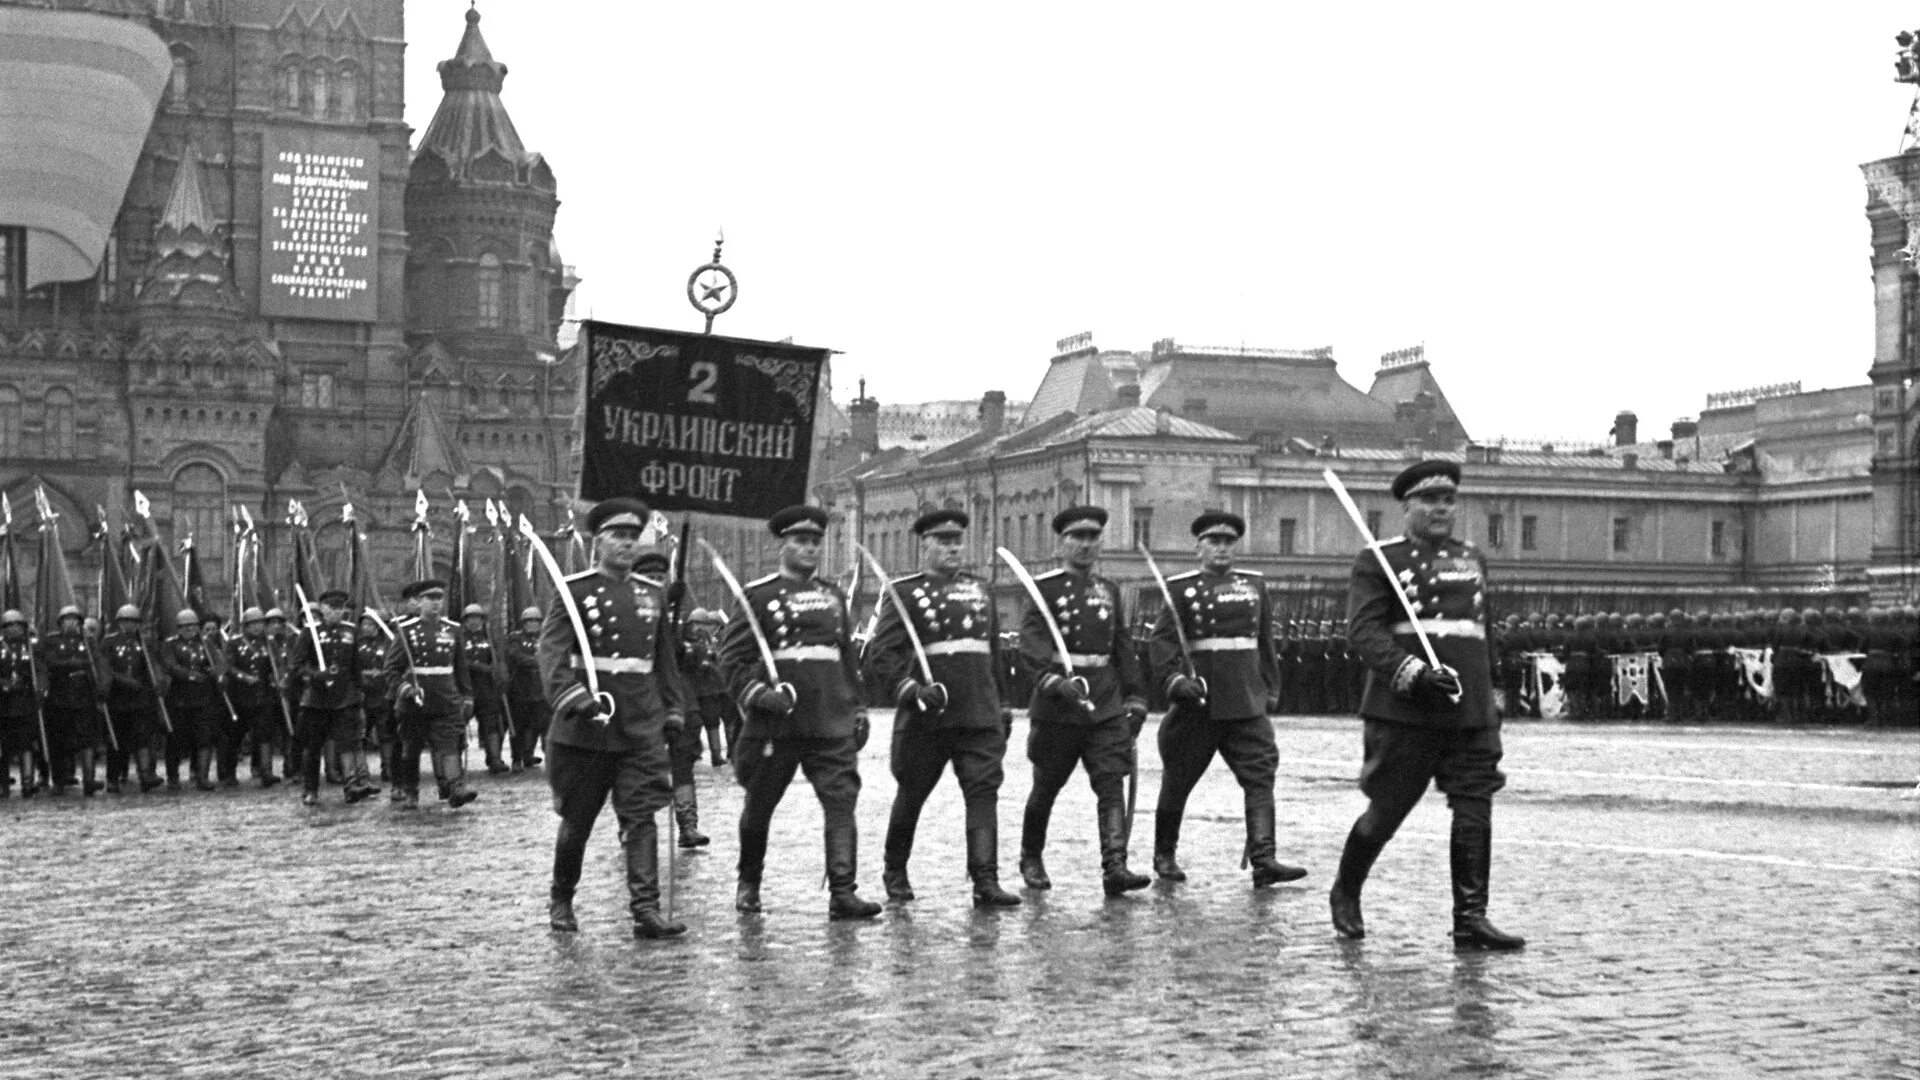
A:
[0,714,1914,1079]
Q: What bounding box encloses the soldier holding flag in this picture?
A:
[0,610,41,795]
[101,605,165,792]
[39,606,104,795]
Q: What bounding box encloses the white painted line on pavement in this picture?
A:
[1283,757,1905,794]
[1506,736,1909,758]
[1456,834,1920,879]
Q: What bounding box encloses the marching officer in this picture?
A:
[226,608,284,787]
[0,611,41,796]
[865,508,1022,908]
[102,605,164,792]
[641,550,709,850]
[1329,460,1525,949]
[537,497,689,939]
[357,613,394,781]
[383,580,475,809]
[1149,511,1308,888]
[265,608,300,776]
[1014,506,1152,898]
[460,603,511,775]
[161,610,223,791]
[682,610,734,766]
[291,589,377,805]
[503,605,549,769]
[718,504,883,920]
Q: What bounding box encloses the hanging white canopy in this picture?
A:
[0,8,170,288]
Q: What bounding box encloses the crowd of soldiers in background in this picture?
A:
[985,599,1919,729]
[0,599,745,803]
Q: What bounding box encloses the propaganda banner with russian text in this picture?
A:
[579,320,827,518]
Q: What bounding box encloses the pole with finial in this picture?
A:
[686,227,737,334]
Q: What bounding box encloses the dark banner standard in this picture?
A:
[259,130,379,322]
[579,320,828,518]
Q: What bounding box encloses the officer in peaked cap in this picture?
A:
[385,578,475,809]
[292,586,375,805]
[719,502,883,920]
[1329,459,1524,950]
[864,507,1021,909]
[537,494,690,939]
[1149,510,1308,889]
[1013,504,1152,898]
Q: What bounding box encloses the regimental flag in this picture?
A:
[180,531,216,626]
[486,500,534,640]
[1731,646,1774,703]
[0,494,22,616]
[343,499,387,618]
[1819,652,1868,709]
[93,509,129,622]
[285,500,324,614]
[32,492,77,631]
[131,491,184,640]
[448,500,477,616]
[410,490,432,583]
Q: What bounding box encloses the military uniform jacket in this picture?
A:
[865,570,1003,730]
[681,630,728,697]
[383,616,471,716]
[1148,567,1276,721]
[357,634,391,707]
[503,628,544,704]
[463,628,500,702]
[101,630,158,711]
[537,568,685,752]
[1347,535,1497,730]
[1017,566,1145,726]
[718,572,862,740]
[0,638,38,719]
[160,635,222,710]
[292,622,362,710]
[226,635,277,699]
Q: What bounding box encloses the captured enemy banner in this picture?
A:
[579,320,828,517]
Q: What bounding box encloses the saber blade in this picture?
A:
[851,542,934,687]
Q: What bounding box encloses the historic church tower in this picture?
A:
[1862,30,1920,604]
[399,5,578,532]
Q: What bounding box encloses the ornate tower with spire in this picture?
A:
[401,4,578,529]
[1861,28,1920,603]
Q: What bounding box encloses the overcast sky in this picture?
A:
[405,2,1918,445]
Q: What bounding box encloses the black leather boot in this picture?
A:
[825,825,881,920]
[734,879,762,914]
[1153,799,1186,880]
[1451,817,1525,950]
[882,865,914,902]
[627,822,686,939]
[1019,800,1051,889]
[551,824,586,930]
[440,754,477,808]
[882,798,918,900]
[967,826,1021,908]
[1330,820,1384,940]
[1098,800,1150,897]
[737,818,768,913]
[673,785,709,848]
[1152,850,1186,882]
[1245,797,1308,887]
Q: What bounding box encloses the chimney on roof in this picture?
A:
[849,384,880,454]
[1154,407,1172,435]
[1611,410,1638,446]
[1394,391,1439,446]
[978,390,1006,436]
[1622,451,1639,470]
[1671,418,1698,441]
[1656,439,1674,459]
[1115,383,1142,407]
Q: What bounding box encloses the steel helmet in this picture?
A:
[461,604,486,619]
[240,607,266,624]
[0,610,25,626]
[264,608,286,621]
[115,604,142,621]
[58,604,82,621]
[175,609,200,626]
[519,606,542,622]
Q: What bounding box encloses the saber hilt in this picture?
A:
[995,546,1093,710]
[1322,468,1461,704]
[697,539,796,707]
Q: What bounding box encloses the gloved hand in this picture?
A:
[1000,708,1015,737]
[1124,699,1148,738]
[664,710,685,735]
[897,681,949,714]
[855,714,870,750]
[1039,673,1088,707]
[1413,663,1463,707]
[750,684,796,719]
[1265,692,1282,715]
[569,695,608,722]
[1167,675,1206,705]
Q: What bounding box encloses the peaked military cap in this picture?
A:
[586,496,651,534]
[768,504,828,537]
[1051,505,1109,535]
[401,578,448,601]
[1191,511,1246,541]
[913,508,969,536]
[318,588,350,605]
[1390,459,1461,501]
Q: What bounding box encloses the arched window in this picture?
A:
[170,54,190,103]
[173,463,228,595]
[496,376,513,410]
[0,387,19,455]
[477,254,502,327]
[43,388,74,457]
[332,65,358,118]
[279,64,301,110]
[304,65,327,116]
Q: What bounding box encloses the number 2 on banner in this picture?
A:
[688,361,718,405]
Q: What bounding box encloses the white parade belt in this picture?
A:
[1390,619,1484,640]
[924,640,990,656]
[1066,653,1111,668]
[572,656,654,675]
[772,645,841,662]
[413,665,454,676]
[1190,637,1258,652]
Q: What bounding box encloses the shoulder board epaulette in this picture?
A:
[1234,568,1265,577]
[1457,539,1478,552]
[395,614,418,626]
[634,573,666,587]
[1033,568,1066,580]
[890,572,926,585]
[563,569,597,582]
[439,617,460,628]
[1377,535,1409,547]
[745,572,780,588]
[1166,569,1200,581]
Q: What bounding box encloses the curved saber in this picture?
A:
[850,542,935,687]
[1322,468,1459,702]
[696,538,795,701]
[995,546,1092,709]
[1137,544,1207,704]
[518,515,615,723]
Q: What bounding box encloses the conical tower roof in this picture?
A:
[381,393,470,485]
[139,142,236,309]
[413,5,539,182]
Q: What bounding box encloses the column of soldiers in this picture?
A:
[1490,605,1917,726]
